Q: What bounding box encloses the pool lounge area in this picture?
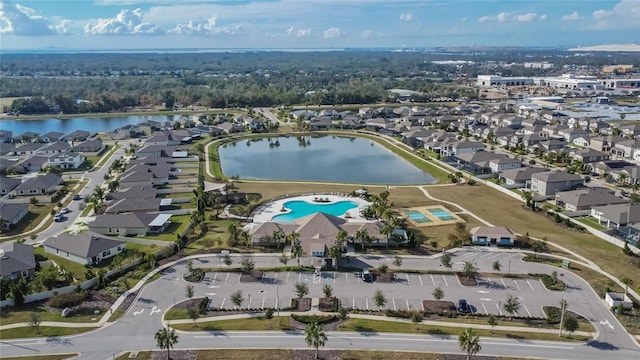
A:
[402,206,463,227]
[252,194,371,223]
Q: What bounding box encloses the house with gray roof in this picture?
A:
[12,173,62,197]
[0,242,36,280]
[0,130,12,143]
[13,142,46,156]
[591,203,640,229]
[107,186,157,201]
[38,141,71,155]
[0,142,16,156]
[43,232,126,265]
[0,176,21,195]
[0,203,28,230]
[40,131,64,143]
[63,130,90,142]
[16,155,49,172]
[590,135,624,152]
[531,171,583,196]
[89,213,172,236]
[555,187,628,212]
[74,138,104,153]
[104,197,165,214]
[570,148,609,164]
[500,167,549,188]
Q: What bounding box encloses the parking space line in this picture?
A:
[506,253,519,258]
[366,298,369,310]
[406,298,410,310]
[443,275,448,287]
[406,274,411,285]
[212,273,218,283]
[261,298,265,309]
[353,298,355,309]
[346,273,349,284]
[523,304,532,317]
[286,272,290,284]
[298,273,302,282]
[496,303,502,315]
[526,280,535,291]
[487,253,503,260]
[430,275,436,286]
[419,274,423,286]
[221,297,226,309]
[421,300,425,312]
[482,303,488,315]
[393,298,397,311]
[501,279,507,289]
[333,272,336,283]
[224,273,229,284]
[514,280,521,291]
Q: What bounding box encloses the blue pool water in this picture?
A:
[271,200,358,222]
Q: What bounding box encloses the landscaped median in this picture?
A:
[165,312,593,342]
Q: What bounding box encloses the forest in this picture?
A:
[1,49,636,114]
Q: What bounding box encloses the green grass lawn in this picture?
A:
[0,326,96,339]
[141,214,191,241]
[170,316,292,331]
[0,301,103,325]
[34,246,92,282]
[157,192,193,199]
[1,202,56,240]
[575,217,608,231]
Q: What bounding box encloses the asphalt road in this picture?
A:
[2,250,639,359]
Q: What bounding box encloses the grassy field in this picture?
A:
[427,184,640,287]
[170,316,589,342]
[575,217,608,231]
[0,301,103,325]
[141,214,192,241]
[0,326,95,339]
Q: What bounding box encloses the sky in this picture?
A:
[0,0,639,50]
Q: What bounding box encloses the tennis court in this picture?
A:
[402,206,463,227]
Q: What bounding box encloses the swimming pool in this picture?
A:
[271,200,359,222]
[402,209,432,223]
[427,207,458,221]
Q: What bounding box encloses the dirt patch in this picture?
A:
[291,297,312,312]
[456,274,478,286]
[240,270,264,282]
[422,300,456,313]
[150,350,197,360]
[174,298,203,311]
[290,349,343,360]
[374,272,395,283]
[318,297,339,312]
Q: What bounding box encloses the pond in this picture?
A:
[0,114,182,135]
[218,135,436,184]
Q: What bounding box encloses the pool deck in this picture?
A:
[252,194,371,223]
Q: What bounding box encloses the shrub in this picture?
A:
[530,273,566,291]
[198,297,209,314]
[183,268,205,283]
[48,291,88,309]
[291,314,336,324]
[264,308,274,319]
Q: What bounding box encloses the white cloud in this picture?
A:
[562,11,582,21]
[0,1,68,35]
[591,0,640,29]
[399,12,414,22]
[53,19,72,35]
[286,26,312,38]
[478,12,540,23]
[322,27,343,39]
[84,8,161,35]
[169,15,232,35]
[539,14,547,21]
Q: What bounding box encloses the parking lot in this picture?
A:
[185,269,560,318]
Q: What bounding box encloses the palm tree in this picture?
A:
[92,186,105,205]
[521,191,533,209]
[271,229,285,248]
[619,173,628,186]
[355,229,369,250]
[335,229,348,251]
[291,243,304,269]
[503,294,521,320]
[328,244,342,270]
[458,327,481,360]
[154,327,179,360]
[304,321,328,359]
[462,261,479,280]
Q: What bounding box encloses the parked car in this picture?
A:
[362,269,372,282]
[54,213,64,222]
[62,207,70,214]
[73,194,81,200]
[458,299,470,313]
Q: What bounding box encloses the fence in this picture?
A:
[480,179,525,201]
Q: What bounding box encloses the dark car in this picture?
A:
[458,299,470,313]
[362,269,372,282]
[73,194,81,200]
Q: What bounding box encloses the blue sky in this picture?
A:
[0,0,639,49]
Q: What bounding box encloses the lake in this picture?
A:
[218,135,436,184]
[0,114,181,136]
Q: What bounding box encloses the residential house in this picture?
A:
[214,122,245,134]
[104,197,166,214]
[38,141,71,155]
[594,160,631,176]
[531,171,583,196]
[16,156,48,172]
[622,124,640,138]
[590,136,625,152]
[39,131,64,143]
[74,139,104,153]
[611,140,640,160]
[489,157,523,173]
[13,142,46,156]
[591,203,640,229]
[570,148,609,164]
[589,120,611,134]
[47,151,86,170]
[0,176,21,195]
[558,127,590,143]
[536,139,567,152]
[0,158,19,174]
[542,124,570,139]
[43,232,126,265]
[0,142,16,156]
[470,226,515,246]
[555,188,628,212]
[136,144,177,158]
[0,130,12,143]
[0,203,29,230]
[0,242,36,280]
[442,140,485,157]
[63,130,90,142]
[572,136,591,148]
[89,213,172,236]
[107,186,157,201]
[12,173,62,197]
[500,167,549,188]
[307,116,333,130]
